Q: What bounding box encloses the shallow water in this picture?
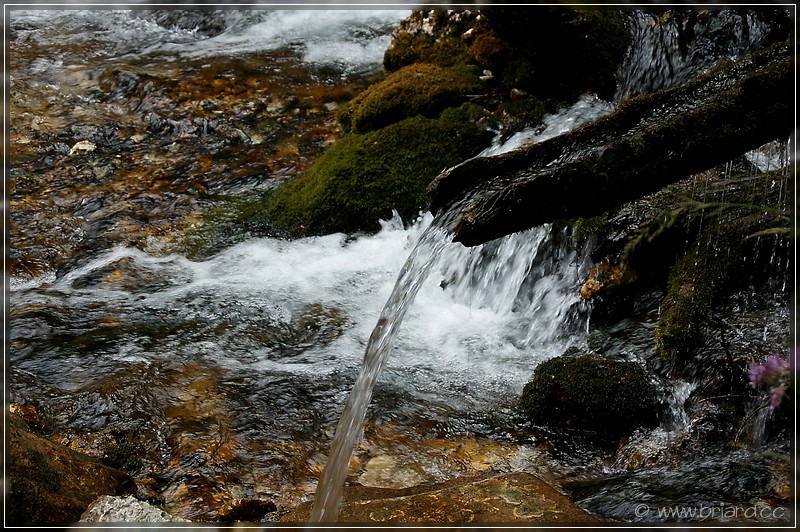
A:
[7,7,793,523]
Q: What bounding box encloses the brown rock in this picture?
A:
[283,472,596,524]
[6,413,135,525]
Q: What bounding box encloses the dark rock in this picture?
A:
[218,498,278,522]
[7,413,135,526]
[428,38,792,246]
[519,354,660,442]
[480,8,631,100]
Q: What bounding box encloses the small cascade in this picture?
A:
[437,224,591,350]
[662,380,695,432]
[616,9,788,103]
[311,95,604,522]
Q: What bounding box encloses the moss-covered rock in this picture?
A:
[519,353,660,442]
[386,8,631,102]
[337,63,485,134]
[383,10,481,71]
[268,104,493,236]
[655,178,791,365]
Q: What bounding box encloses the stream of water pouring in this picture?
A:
[309,94,611,522]
[309,206,462,522]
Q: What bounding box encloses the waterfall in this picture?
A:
[310,96,603,522]
[616,9,787,103]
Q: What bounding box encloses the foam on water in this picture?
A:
[480,93,615,156]
[9,8,410,73]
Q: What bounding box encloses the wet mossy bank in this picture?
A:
[267,105,493,236]
[256,8,632,238]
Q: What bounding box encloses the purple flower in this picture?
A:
[748,353,790,388]
[748,363,766,388]
[748,353,792,411]
[769,384,787,411]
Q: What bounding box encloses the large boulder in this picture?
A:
[519,353,660,442]
[384,8,631,101]
[7,413,135,526]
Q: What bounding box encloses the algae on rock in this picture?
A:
[268,104,493,236]
[337,63,485,134]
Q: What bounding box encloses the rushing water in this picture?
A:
[309,96,612,520]
[8,7,793,524]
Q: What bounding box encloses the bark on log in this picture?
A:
[427,39,793,247]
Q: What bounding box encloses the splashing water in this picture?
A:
[309,206,461,522]
[309,94,605,522]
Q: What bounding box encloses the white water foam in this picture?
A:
[9,9,410,73]
[481,93,615,156]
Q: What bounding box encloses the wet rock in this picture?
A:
[284,472,597,524]
[81,494,188,523]
[337,63,484,134]
[218,498,278,522]
[268,104,493,236]
[519,353,660,442]
[7,413,135,526]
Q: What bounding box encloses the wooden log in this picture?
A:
[427,39,793,247]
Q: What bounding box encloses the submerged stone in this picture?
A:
[285,472,597,524]
[81,495,188,523]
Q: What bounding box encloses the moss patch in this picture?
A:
[383,10,480,71]
[519,353,659,442]
[267,104,493,236]
[338,63,485,134]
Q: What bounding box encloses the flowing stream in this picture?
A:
[309,96,611,521]
[8,7,792,524]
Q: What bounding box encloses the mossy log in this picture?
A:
[427,39,792,246]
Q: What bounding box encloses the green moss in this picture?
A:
[338,63,484,134]
[383,11,479,71]
[268,104,493,236]
[653,169,791,364]
[519,353,659,440]
[103,436,142,474]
